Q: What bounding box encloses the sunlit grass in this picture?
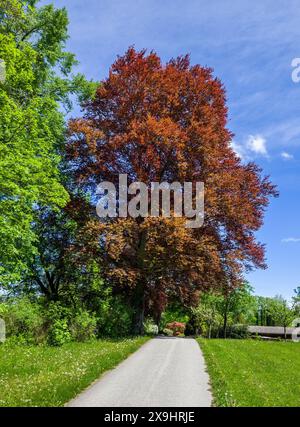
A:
[198,338,300,407]
[0,337,149,407]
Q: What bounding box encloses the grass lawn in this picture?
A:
[198,338,300,407]
[0,337,149,407]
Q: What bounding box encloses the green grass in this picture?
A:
[0,337,149,407]
[198,338,300,407]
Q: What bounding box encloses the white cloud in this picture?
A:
[246,134,268,156]
[231,134,268,161]
[281,237,300,243]
[231,141,246,160]
[281,151,294,160]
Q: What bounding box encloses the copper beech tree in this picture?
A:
[67,48,277,334]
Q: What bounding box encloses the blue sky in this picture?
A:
[45,0,300,300]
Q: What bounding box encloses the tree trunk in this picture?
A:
[131,282,145,335]
[132,227,147,335]
[132,307,144,335]
[35,275,59,301]
[284,325,287,341]
[154,311,162,331]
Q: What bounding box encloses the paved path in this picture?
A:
[68,337,212,407]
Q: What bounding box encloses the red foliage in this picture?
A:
[166,322,186,336]
[67,48,278,332]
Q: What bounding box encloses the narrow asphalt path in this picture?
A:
[67,337,212,407]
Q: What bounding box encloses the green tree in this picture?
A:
[8,199,107,309]
[292,287,300,316]
[219,282,256,338]
[255,296,276,326]
[186,284,256,338]
[190,293,222,338]
[0,1,96,284]
[268,296,295,340]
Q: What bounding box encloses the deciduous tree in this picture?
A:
[67,48,277,334]
[268,296,294,340]
[0,1,95,284]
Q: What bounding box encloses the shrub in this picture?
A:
[207,324,250,339]
[45,302,72,346]
[162,328,173,336]
[97,296,133,337]
[227,324,250,339]
[166,321,185,336]
[161,305,189,326]
[143,318,158,335]
[70,309,97,342]
[0,297,45,344]
[185,318,198,336]
[45,303,98,345]
[47,319,72,346]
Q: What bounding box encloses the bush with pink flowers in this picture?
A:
[165,321,186,336]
